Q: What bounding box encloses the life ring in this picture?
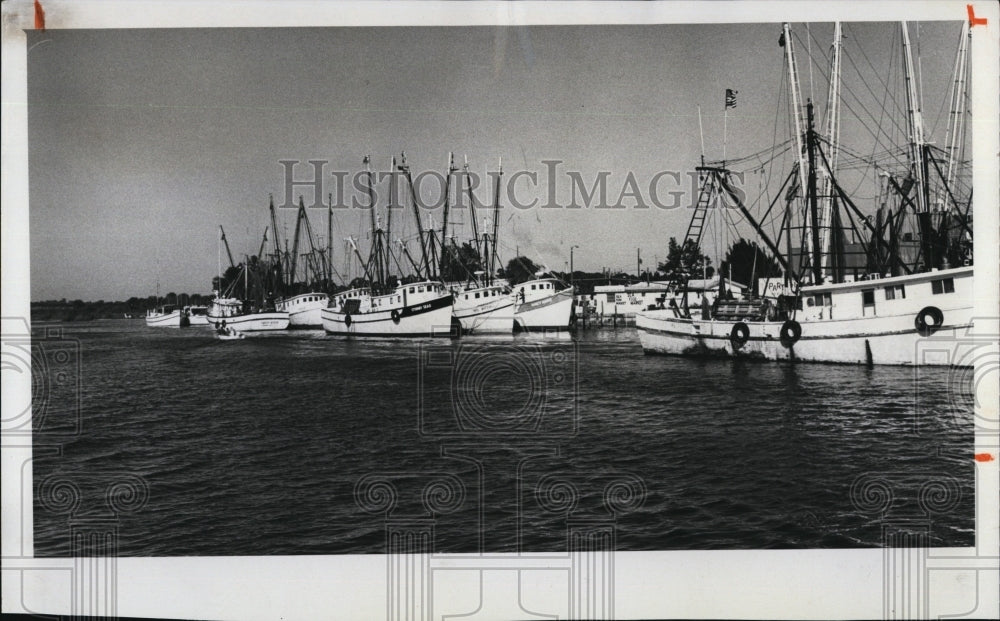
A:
[779,319,802,347]
[914,306,944,337]
[344,313,352,328]
[391,309,401,324]
[730,322,750,349]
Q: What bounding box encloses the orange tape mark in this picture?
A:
[974,453,995,462]
[34,0,46,31]
[967,4,987,27]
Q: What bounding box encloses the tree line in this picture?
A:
[33,238,782,321]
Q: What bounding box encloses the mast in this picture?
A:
[782,22,812,280]
[491,157,503,284]
[327,193,333,288]
[268,194,282,283]
[901,22,927,213]
[943,21,970,204]
[439,152,455,280]
[818,22,842,282]
[218,225,235,269]
[385,156,394,281]
[216,228,222,296]
[464,155,482,265]
[399,153,430,277]
[257,226,269,260]
[289,196,306,287]
[805,102,822,285]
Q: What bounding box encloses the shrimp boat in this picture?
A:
[208,228,289,332]
[513,277,575,332]
[207,297,289,332]
[637,22,974,366]
[321,155,454,337]
[268,195,331,328]
[452,281,514,334]
[438,155,515,334]
[145,305,189,328]
[321,281,454,337]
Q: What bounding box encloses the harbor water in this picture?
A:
[31,319,974,555]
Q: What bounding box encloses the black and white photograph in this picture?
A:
[2,1,998,619]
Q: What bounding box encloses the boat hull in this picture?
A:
[637,304,976,366]
[322,294,454,337]
[454,298,515,334]
[277,294,328,328]
[187,314,209,326]
[145,311,188,328]
[514,289,574,332]
[207,311,289,332]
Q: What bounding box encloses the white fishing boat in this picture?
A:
[443,156,515,334]
[207,297,289,331]
[639,266,973,365]
[451,282,515,334]
[321,281,453,337]
[184,305,210,326]
[320,155,455,338]
[268,195,335,329]
[145,305,189,328]
[512,278,574,332]
[276,292,328,328]
[637,22,974,366]
[209,231,290,332]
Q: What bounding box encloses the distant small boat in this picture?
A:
[145,305,190,328]
[215,326,245,340]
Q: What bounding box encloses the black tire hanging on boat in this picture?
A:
[391,309,401,324]
[730,322,750,349]
[914,306,944,337]
[344,313,352,328]
[779,319,802,347]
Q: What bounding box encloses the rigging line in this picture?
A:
[844,23,909,121]
[710,141,795,171]
[840,41,911,163]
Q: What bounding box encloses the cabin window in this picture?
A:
[475,292,480,299]
[531,284,536,290]
[862,289,876,316]
[884,285,906,300]
[409,287,415,294]
[464,294,468,300]
[931,278,954,295]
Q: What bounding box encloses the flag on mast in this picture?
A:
[725,88,738,109]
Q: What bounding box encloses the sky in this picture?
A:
[26,21,965,301]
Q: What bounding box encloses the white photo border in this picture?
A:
[2,1,997,619]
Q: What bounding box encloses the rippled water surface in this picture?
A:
[31,320,974,555]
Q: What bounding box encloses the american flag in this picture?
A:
[725,88,738,109]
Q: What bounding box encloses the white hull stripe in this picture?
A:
[636,322,972,341]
